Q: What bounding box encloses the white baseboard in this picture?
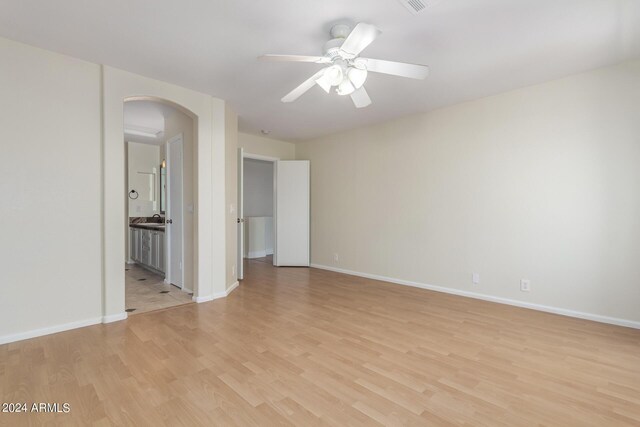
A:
[0,317,102,345]
[194,281,240,303]
[311,264,640,330]
[102,312,128,323]
[225,281,240,296]
[193,294,214,303]
[247,250,267,259]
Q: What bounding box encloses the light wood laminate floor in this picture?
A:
[1,258,639,426]
[125,263,193,315]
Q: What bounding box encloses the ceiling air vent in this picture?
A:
[396,0,428,15]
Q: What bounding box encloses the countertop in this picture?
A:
[129,223,165,231]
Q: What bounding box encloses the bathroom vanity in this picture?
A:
[130,223,165,274]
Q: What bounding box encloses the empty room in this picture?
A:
[1,0,639,425]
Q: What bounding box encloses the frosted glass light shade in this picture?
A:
[348,67,368,89]
[336,78,355,96]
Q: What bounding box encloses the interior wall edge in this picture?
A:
[102,312,128,323]
[99,64,107,320]
[192,280,239,303]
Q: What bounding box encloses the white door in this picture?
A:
[166,135,184,288]
[237,147,244,280]
[274,160,310,266]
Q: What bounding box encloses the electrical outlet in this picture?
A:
[472,273,480,285]
[334,253,339,263]
[520,279,531,292]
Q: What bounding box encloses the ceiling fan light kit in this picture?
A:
[259,22,429,108]
[337,78,355,96]
[348,66,367,89]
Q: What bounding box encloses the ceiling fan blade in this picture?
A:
[315,72,332,93]
[281,69,328,103]
[360,58,429,79]
[350,86,372,108]
[339,23,381,58]
[259,54,331,64]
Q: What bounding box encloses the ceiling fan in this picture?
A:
[259,23,429,108]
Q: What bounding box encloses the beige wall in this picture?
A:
[239,132,295,159]
[0,36,231,343]
[296,59,640,325]
[0,37,103,340]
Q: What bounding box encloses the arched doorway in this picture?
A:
[101,65,227,323]
[123,98,196,314]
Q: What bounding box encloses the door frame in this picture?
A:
[238,151,280,278]
[165,133,185,289]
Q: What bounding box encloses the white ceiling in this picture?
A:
[1,0,639,141]
[124,101,178,145]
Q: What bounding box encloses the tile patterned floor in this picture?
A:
[125,263,193,314]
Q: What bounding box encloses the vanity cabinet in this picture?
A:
[130,227,165,274]
[130,228,140,261]
[140,229,151,266]
[150,230,165,272]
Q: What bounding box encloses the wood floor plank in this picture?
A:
[1,257,639,426]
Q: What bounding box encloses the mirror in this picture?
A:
[134,172,155,201]
[159,160,166,214]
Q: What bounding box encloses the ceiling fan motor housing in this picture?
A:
[330,24,351,39]
[324,24,352,58]
[323,38,344,58]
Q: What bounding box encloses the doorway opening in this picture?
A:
[124,99,195,314]
[237,150,311,281]
[242,157,275,273]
